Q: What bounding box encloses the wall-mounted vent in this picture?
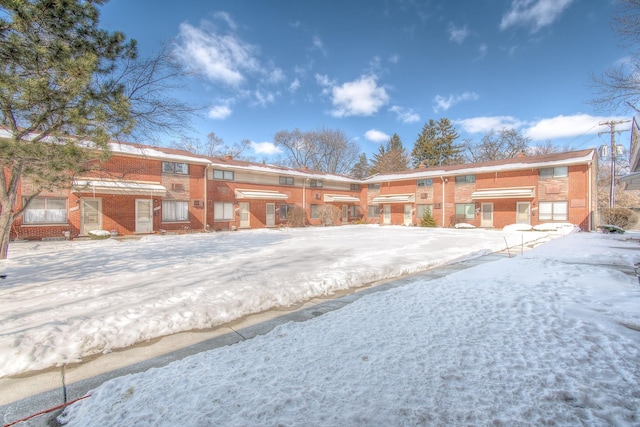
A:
[314,193,321,200]
[193,200,201,207]
[420,193,428,199]
[172,183,185,191]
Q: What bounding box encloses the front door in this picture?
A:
[239,202,250,228]
[342,205,348,224]
[481,203,493,227]
[383,205,391,224]
[135,199,153,233]
[81,198,102,235]
[266,203,275,227]
[404,204,412,226]
[516,202,531,224]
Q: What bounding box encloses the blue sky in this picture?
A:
[100,0,631,161]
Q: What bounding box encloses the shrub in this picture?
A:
[449,213,467,227]
[420,212,437,227]
[286,205,307,227]
[600,207,639,229]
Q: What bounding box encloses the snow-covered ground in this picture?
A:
[52,229,640,426]
[0,225,556,378]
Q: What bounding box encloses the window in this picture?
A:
[162,161,189,175]
[368,183,380,190]
[539,201,568,221]
[368,205,380,217]
[350,184,361,191]
[455,203,475,219]
[310,179,323,188]
[310,204,321,219]
[214,202,234,220]
[455,175,475,184]
[279,176,294,185]
[349,205,358,217]
[417,178,433,187]
[23,197,67,224]
[280,204,291,218]
[213,169,234,180]
[162,201,189,221]
[417,204,433,219]
[539,167,568,179]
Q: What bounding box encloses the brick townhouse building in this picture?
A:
[4,138,598,240]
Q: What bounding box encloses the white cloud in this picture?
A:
[388,54,399,64]
[253,90,277,107]
[455,116,525,134]
[448,24,469,44]
[251,141,282,155]
[319,75,389,118]
[477,44,488,60]
[364,129,390,143]
[523,114,629,141]
[389,105,420,124]
[213,11,237,31]
[289,78,301,92]
[500,0,575,33]
[433,92,478,113]
[312,35,327,56]
[456,113,630,142]
[174,21,262,87]
[208,105,232,120]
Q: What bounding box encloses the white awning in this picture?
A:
[471,187,535,200]
[235,189,289,200]
[371,194,415,204]
[73,180,167,196]
[324,194,361,203]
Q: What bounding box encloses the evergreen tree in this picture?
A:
[411,119,462,167]
[370,133,410,174]
[350,153,371,179]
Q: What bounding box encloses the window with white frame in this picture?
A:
[350,184,361,191]
[162,200,189,221]
[417,178,433,187]
[417,204,433,219]
[162,161,189,175]
[279,176,294,185]
[368,205,380,217]
[539,167,568,179]
[538,201,568,220]
[213,169,234,180]
[214,202,234,220]
[310,204,321,219]
[349,205,358,216]
[279,204,291,218]
[455,203,475,219]
[310,179,323,188]
[23,197,67,224]
[368,183,380,190]
[455,175,475,184]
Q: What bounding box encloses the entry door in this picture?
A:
[404,204,412,226]
[481,203,493,227]
[239,202,250,228]
[81,199,102,235]
[266,203,275,227]
[383,205,391,224]
[516,202,531,224]
[342,205,348,224]
[135,199,153,233]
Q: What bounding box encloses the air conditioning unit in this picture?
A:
[193,200,201,207]
[172,183,184,191]
[315,193,321,200]
[420,193,428,199]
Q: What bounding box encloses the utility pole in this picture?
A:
[599,120,630,208]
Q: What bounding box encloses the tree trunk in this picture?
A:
[0,208,14,260]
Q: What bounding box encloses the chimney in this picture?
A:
[302,166,309,171]
[516,151,525,158]
[225,154,233,160]
[418,163,426,169]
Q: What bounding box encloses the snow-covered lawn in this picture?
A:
[1,225,556,378]
[52,229,640,426]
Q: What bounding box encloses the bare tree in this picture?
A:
[590,0,640,113]
[463,128,530,163]
[172,132,253,161]
[274,127,359,174]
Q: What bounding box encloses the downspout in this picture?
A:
[587,161,592,230]
[440,176,446,226]
[203,164,210,232]
[302,178,307,224]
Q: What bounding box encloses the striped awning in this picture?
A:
[73,180,167,196]
[324,194,361,203]
[471,187,535,200]
[371,194,415,204]
[235,189,289,200]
